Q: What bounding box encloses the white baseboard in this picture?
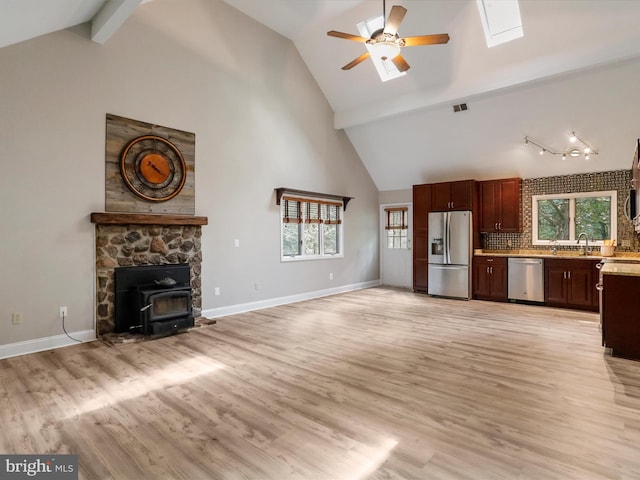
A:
[0,282,381,359]
[0,330,97,360]
[202,280,381,319]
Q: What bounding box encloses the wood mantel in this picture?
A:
[90,212,208,226]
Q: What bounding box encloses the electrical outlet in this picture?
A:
[254,282,260,291]
[622,239,631,247]
[329,273,334,280]
[234,239,240,248]
[59,306,68,318]
[11,313,22,325]
[214,287,220,296]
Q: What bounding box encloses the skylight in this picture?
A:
[476,0,523,47]
[357,15,407,82]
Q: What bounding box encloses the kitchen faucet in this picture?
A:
[576,232,591,255]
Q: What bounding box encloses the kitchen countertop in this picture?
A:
[600,262,640,277]
[474,249,640,261]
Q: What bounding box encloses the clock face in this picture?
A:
[119,135,186,202]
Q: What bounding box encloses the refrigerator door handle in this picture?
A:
[445,212,451,264]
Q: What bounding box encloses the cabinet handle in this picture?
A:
[568,270,571,279]
[563,271,566,279]
[596,283,603,291]
[486,258,494,262]
[490,266,493,274]
[498,223,502,230]
[495,222,498,230]
[486,266,490,274]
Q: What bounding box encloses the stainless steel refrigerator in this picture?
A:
[428,211,472,299]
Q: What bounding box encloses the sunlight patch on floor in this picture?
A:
[63,355,224,419]
[340,437,398,480]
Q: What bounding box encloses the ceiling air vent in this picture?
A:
[452,103,469,113]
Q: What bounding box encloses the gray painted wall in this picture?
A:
[0,0,379,348]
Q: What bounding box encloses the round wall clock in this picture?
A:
[119,135,187,202]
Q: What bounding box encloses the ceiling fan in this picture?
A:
[327,0,450,72]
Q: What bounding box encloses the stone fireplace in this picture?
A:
[91,213,207,336]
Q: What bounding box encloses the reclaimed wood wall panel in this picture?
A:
[105,114,195,214]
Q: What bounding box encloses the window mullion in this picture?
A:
[569,198,576,242]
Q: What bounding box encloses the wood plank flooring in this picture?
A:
[2,287,640,479]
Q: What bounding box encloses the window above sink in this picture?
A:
[532,190,617,246]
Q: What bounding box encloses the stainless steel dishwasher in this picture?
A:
[508,258,544,303]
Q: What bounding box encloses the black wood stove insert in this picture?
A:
[114,264,194,335]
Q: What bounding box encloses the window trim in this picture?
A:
[531,190,617,246]
[384,206,409,249]
[280,195,344,262]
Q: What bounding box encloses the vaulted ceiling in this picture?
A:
[3,0,640,190]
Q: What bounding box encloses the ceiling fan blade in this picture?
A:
[402,34,450,47]
[342,51,371,70]
[383,5,407,36]
[391,54,410,72]
[327,31,369,43]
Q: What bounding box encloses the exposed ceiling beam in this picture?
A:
[91,0,143,44]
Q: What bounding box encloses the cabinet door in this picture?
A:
[603,274,640,359]
[545,265,568,305]
[413,184,430,231]
[450,180,473,210]
[473,261,491,298]
[412,184,431,292]
[566,266,593,308]
[479,181,498,232]
[498,178,521,232]
[431,182,451,211]
[413,233,429,292]
[489,262,508,301]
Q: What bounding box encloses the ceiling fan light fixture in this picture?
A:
[371,40,401,61]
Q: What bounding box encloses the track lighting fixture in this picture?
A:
[522,131,598,160]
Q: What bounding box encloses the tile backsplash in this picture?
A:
[482,169,640,252]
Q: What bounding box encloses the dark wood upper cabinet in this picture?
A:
[413,184,431,231]
[431,180,475,211]
[479,178,521,233]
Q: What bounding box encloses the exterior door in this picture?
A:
[380,204,412,288]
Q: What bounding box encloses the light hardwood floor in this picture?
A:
[2,287,640,479]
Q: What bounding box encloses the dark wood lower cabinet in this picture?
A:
[602,273,640,360]
[544,258,598,312]
[473,257,507,301]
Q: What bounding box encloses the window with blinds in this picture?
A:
[281,196,343,259]
[384,207,408,249]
